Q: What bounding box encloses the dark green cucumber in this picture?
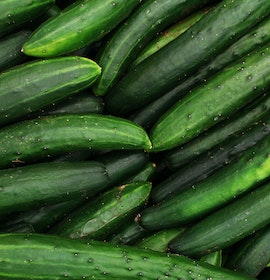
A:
[0,114,152,168]
[51,182,152,241]
[130,15,270,132]
[124,162,156,184]
[0,30,32,72]
[92,0,214,96]
[225,224,270,277]
[165,89,270,170]
[0,56,101,127]
[22,0,141,57]
[0,0,54,38]
[104,0,270,116]
[0,161,110,217]
[151,117,270,203]
[149,43,270,152]
[136,227,186,253]
[131,8,209,68]
[169,180,270,258]
[0,200,81,233]
[139,132,270,230]
[0,233,256,280]
[36,90,104,116]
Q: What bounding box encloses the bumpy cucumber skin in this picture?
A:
[0,30,32,72]
[139,132,270,230]
[93,0,213,96]
[105,0,270,116]
[165,90,270,170]
[225,225,270,277]
[0,161,109,217]
[149,44,270,152]
[0,56,101,127]
[0,233,256,279]
[0,0,54,37]
[22,0,141,57]
[0,114,152,168]
[51,182,152,241]
[130,15,270,132]
[169,181,270,258]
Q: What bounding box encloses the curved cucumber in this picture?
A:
[139,132,270,230]
[0,114,152,168]
[0,30,32,72]
[225,224,270,277]
[0,161,109,217]
[151,118,270,203]
[169,181,270,258]
[0,233,256,279]
[104,0,270,116]
[22,0,141,57]
[0,0,54,38]
[0,56,101,127]
[51,182,152,241]
[93,0,213,96]
[149,44,270,152]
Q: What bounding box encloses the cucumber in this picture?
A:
[0,233,256,279]
[22,0,142,57]
[92,0,214,96]
[0,30,32,72]
[165,89,270,170]
[124,162,156,184]
[0,161,110,217]
[149,43,270,152]
[168,180,270,258]
[0,0,54,38]
[131,8,209,68]
[0,56,101,127]
[139,132,270,230]
[130,15,270,132]
[200,250,223,267]
[151,117,270,203]
[50,182,152,241]
[0,114,152,168]
[225,224,270,277]
[136,227,186,253]
[36,90,104,116]
[104,0,270,116]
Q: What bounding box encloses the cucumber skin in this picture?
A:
[93,0,214,96]
[0,114,152,169]
[22,0,141,57]
[0,56,101,127]
[169,181,270,258]
[130,15,270,132]
[0,233,256,280]
[0,30,32,72]
[0,0,54,38]
[225,225,270,277]
[0,161,109,217]
[105,0,270,116]
[152,117,270,203]
[139,132,270,230]
[165,90,270,170]
[50,182,152,241]
[149,44,270,152]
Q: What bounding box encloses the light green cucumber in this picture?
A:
[22,0,141,57]
[0,233,256,279]
[0,114,152,168]
[0,56,101,127]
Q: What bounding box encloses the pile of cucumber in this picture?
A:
[0,0,270,279]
